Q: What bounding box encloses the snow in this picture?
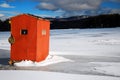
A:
[14,55,73,67]
[91,62,120,76]
[92,39,120,45]
[0,70,120,80]
[1,27,120,80]
[50,28,120,57]
[0,32,10,50]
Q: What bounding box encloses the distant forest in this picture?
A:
[0,14,120,31]
[0,19,10,31]
[51,14,120,29]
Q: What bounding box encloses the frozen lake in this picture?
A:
[0,27,120,80]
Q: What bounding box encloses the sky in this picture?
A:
[0,0,120,20]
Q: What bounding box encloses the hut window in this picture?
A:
[21,29,28,35]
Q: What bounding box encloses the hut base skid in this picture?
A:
[8,14,50,65]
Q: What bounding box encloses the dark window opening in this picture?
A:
[21,29,28,35]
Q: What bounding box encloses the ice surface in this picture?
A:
[91,62,120,76]
[50,28,120,57]
[0,32,10,50]
[0,28,120,80]
[14,55,73,67]
[0,70,120,80]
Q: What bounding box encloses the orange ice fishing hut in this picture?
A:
[9,14,50,63]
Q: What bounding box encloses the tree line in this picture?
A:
[0,14,120,31]
[51,14,120,29]
[0,19,10,31]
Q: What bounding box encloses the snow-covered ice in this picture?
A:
[0,70,120,80]
[0,32,10,50]
[50,28,120,57]
[0,27,120,80]
[91,62,120,76]
[14,55,73,67]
